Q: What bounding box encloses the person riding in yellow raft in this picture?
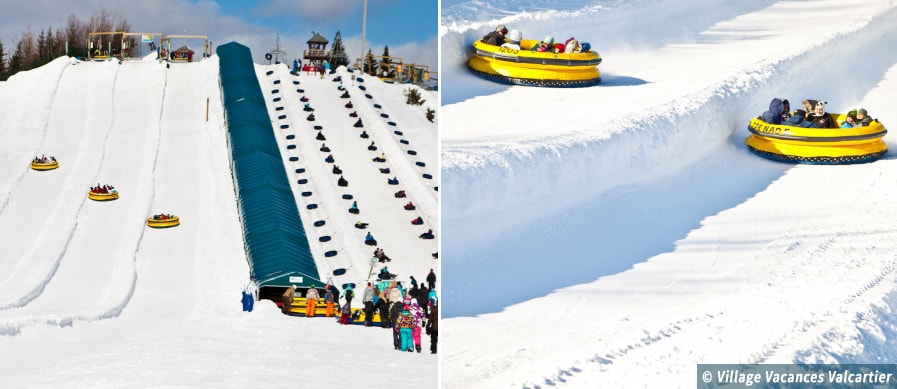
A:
[146,213,180,228]
[31,155,58,171]
[746,98,887,164]
[468,26,602,87]
[88,184,119,201]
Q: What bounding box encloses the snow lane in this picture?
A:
[126,59,215,321]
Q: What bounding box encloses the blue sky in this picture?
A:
[0,0,438,71]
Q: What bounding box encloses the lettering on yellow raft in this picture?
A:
[753,121,790,135]
[498,47,519,55]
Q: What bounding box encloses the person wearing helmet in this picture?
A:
[501,30,523,50]
[482,24,509,46]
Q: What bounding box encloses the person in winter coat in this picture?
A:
[390,281,404,303]
[362,282,376,326]
[305,285,320,318]
[856,108,874,126]
[427,301,438,354]
[377,288,390,328]
[391,301,404,349]
[760,98,785,125]
[428,289,438,308]
[784,109,815,128]
[531,36,555,52]
[418,284,430,315]
[482,24,508,46]
[343,284,355,311]
[397,305,416,352]
[810,101,837,129]
[426,269,437,289]
[500,30,522,50]
[410,299,425,352]
[324,287,336,317]
[282,285,296,314]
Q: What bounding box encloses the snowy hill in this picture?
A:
[441,1,897,388]
[0,51,436,386]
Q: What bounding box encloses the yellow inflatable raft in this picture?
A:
[88,190,119,201]
[467,39,601,87]
[146,215,180,228]
[745,114,887,164]
[31,160,59,171]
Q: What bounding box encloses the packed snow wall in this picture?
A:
[217,42,321,295]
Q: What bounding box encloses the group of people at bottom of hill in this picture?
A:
[359,274,438,354]
[761,98,875,129]
[33,155,56,163]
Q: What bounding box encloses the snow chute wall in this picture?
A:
[216,42,321,292]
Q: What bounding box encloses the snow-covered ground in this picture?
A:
[441,0,897,388]
[0,50,437,387]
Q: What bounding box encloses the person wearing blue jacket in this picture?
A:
[760,98,785,124]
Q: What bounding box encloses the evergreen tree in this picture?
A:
[65,14,84,56]
[363,49,378,76]
[37,29,47,64]
[0,38,6,78]
[329,30,349,68]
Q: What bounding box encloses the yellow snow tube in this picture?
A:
[745,114,887,164]
[146,215,180,228]
[31,161,59,171]
[88,191,119,201]
[467,40,601,87]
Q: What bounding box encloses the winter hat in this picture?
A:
[507,30,522,43]
[814,101,826,115]
[858,108,868,116]
[543,36,555,45]
[496,24,507,33]
[848,109,857,117]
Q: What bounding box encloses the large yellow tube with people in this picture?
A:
[467,39,601,87]
[745,114,887,164]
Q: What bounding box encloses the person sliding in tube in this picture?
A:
[500,30,522,50]
[784,109,815,128]
[760,98,785,125]
[810,101,837,129]
[482,24,508,46]
[532,36,555,52]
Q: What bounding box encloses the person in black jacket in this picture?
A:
[482,24,508,46]
[810,101,837,129]
[426,269,436,290]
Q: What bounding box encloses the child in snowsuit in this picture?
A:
[410,299,425,352]
[397,305,416,352]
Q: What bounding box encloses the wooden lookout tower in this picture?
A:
[303,33,331,68]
